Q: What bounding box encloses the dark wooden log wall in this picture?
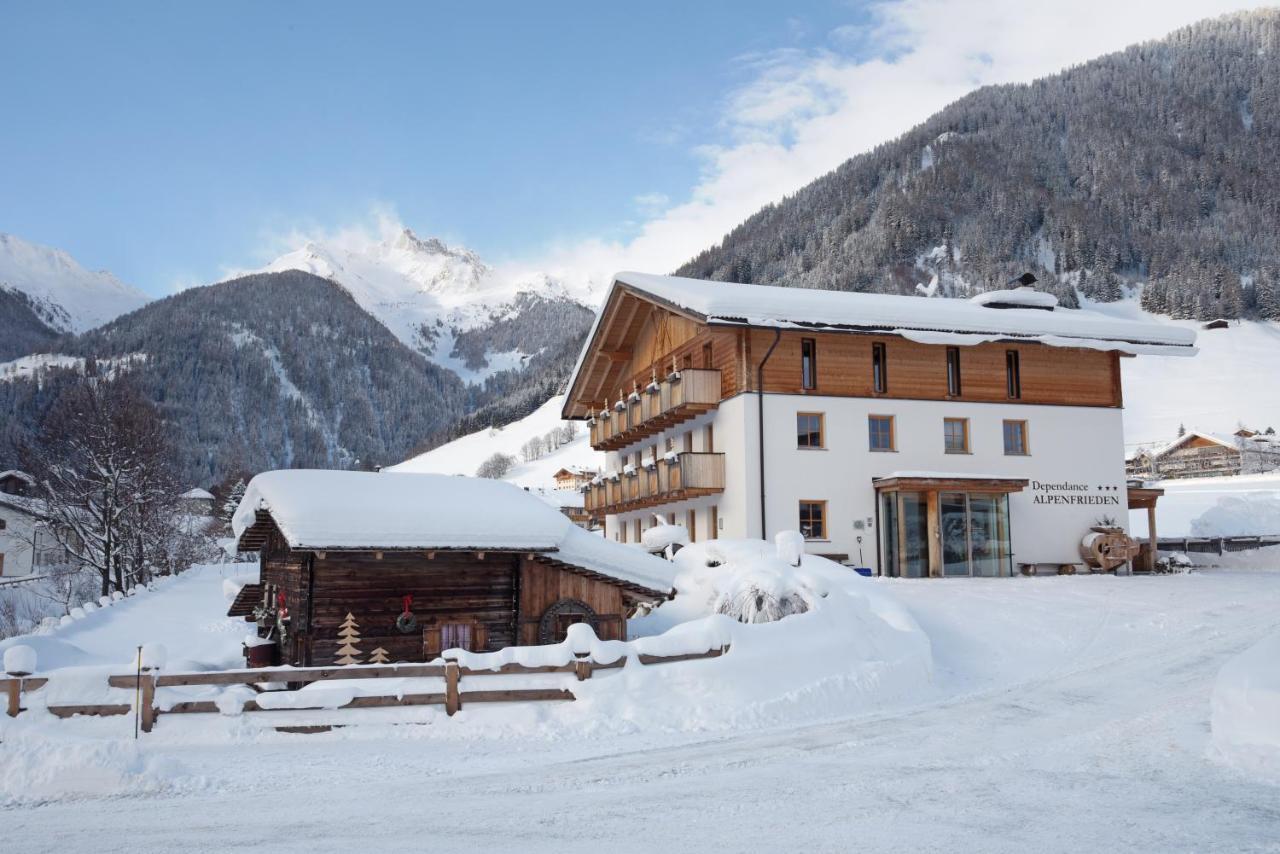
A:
[259,528,312,665]
[516,558,627,645]
[307,552,518,665]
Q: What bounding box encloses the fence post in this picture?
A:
[140,674,157,733]
[445,661,460,716]
[574,658,592,682]
[4,679,19,718]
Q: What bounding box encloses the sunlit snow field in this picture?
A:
[3,554,1279,853]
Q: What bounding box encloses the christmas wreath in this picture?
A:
[395,594,418,634]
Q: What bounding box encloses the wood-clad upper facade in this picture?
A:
[563,282,1125,428]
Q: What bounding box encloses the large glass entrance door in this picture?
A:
[879,488,1012,578]
[940,492,971,577]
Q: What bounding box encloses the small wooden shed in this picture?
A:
[230,470,675,667]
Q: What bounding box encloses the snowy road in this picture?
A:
[7,570,1280,853]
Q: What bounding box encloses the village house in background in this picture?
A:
[0,469,69,577]
[553,466,598,491]
[1127,429,1280,480]
[562,272,1197,578]
[228,470,674,666]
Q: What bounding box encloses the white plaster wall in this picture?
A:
[752,394,1128,571]
[600,392,1128,572]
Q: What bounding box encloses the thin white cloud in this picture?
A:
[516,0,1270,290]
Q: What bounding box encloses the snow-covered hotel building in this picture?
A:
[562,273,1196,577]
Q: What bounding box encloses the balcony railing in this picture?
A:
[588,369,721,452]
[582,452,725,516]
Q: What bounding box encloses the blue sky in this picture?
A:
[1,1,868,293]
[1,1,1260,295]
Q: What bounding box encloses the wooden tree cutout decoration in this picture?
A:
[368,647,390,664]
[335,612,363,665]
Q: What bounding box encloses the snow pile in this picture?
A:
[1190,495,1280,537]
[1210,630,1280,779]
[560,539,932,730]
[0,726,206,805]
[969,287,1059,309]
[4,644,37,675]
[640,516,688,553]
[1128,472,1280,537]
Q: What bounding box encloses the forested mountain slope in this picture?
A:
[677,11,1280,320]
[2,271,471,484]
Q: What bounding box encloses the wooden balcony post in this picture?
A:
[140,673,157,733]
[5,679,19,718]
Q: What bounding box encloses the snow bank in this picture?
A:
[1210,630,1280,779]
[559,540,933,731]
[4,644,37,675]
[0,732,201,805]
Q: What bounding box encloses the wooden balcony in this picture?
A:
[588,369,721,452]
[582,453,725,516]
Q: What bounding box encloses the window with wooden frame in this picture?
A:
[687,509,697,542]
[799,500,827,540]
[705,424,715,452]
[868,415,895,452]
[801,338,817,390]
[682,353,693,369]
[797,412,825,448]
[1006,350,1022,399]
[1003,420,1029,455]
[872,342,888,393]
[944,417,970,454]
[634,518,642,542]
[709,505,719,539]
[702,342,714,369]
[683,431,694,453]
[946,346,962,396]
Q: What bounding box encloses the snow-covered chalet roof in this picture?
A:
[0,470,34,484]
[232,470,674,595]
[181,487,215,501]
[604,272,1197,356]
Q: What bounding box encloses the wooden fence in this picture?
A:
[2,646,729,732]
[1147,535,1280,555]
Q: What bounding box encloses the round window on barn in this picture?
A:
[538,598,598,644]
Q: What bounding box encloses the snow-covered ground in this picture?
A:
[1129,471,1280,537]
[3,551,1279,851]
[388,394,599,490]
[1079,293,1280,445]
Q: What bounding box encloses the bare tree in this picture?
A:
[475,452,517,479]
[20,376,181,596]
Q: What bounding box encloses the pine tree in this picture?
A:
[335,612,363,665]
[368,647,390,664]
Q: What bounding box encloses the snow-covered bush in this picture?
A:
[673,539,814,624]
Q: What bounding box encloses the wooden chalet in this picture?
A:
[229,470,675,667]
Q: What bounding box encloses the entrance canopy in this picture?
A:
[874,473,1028,579]
[872,473,1029,494]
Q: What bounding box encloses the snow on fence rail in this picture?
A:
[2,646,730,731]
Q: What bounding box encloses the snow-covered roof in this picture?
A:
[0,470,34,484]
[604,272,1197,356]
[232,470,674,594]
[181,487,215,501]
[0,492,45,518]
[1151,430,1241,458]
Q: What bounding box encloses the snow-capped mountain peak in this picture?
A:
[251,226,596,384]
[0,233,150,333]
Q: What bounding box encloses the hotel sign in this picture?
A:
[1030,480,1122,506]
